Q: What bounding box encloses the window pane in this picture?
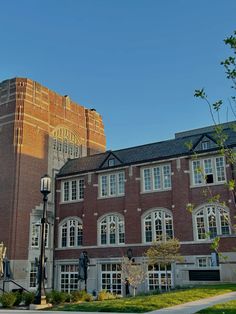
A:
[118,172,125,195]
[193,160,203,185]
[31,224,40,247]
[29,262,37,288]
[163,165,171,188]
[101,176,108,196]
[64,182,69,201]
[110,174,116,195]
[77,223,83,246]
[71,180,77,200]
[204,159,214,184]
[144,169,151,191]
[78,179,84,199]
[153,167,161,190]
[62,223,67,247]
[215,157,226,182]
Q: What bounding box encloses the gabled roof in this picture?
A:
[58,122,236,177]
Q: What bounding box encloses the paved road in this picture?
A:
[0,291,236,314]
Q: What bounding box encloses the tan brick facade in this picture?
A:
[0,77,106,289]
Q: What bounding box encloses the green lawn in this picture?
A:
[51,284,236,313]
[197,300,236,313]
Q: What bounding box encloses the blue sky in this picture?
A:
[0,0,235,150]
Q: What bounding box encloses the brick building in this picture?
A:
[0,77,106,290]
[55,122,236,295]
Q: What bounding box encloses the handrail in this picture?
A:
[2,279,29,293]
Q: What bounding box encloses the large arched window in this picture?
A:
[99,214,125,245]
[143,209,173,243]
[193,204,230,240]
[52,126,81,159]
[59,218,83,248]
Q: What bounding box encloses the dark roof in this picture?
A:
[58,122,236,177]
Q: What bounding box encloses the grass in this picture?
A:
[197,300,236,313]
[51,284,236,313]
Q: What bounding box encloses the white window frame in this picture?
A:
[193,204,231,241]
[196,256,212,268]
[29,261,38,288]
[141,164,172,193]
[61,178,84,203]
[191,156,226,187]
[99,171,125,198]
[98,214,125,246]
[60,264,78,293]
[142,208,174,243]
[59,217,83,248]
[100,263,122,295]
[31,222,49,248]
[148,264,173,291]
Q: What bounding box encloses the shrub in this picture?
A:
[84,293,93,302]
[13,291,23,306]
[46,290,68,305]
[0,292,17,308]
[70,289,87,302]
[97,290,116,301]
[22,291,35,306]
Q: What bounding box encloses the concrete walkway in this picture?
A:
[149,291,236,314]
[0,291,236,313]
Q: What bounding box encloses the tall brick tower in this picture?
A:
[0,78,106,289]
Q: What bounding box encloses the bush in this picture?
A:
[70,289,87,302]
[0,292,17,308]
[46,290,68,305]
[13,291,23,306]
[84,293,93,302]
[97,290,116,301]
[22,291,35,306]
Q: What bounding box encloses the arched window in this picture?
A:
[143,209,173,243]
[194,204,230,240]
[99,214,125,245]
[59,218,83,248]
[52,127,81,159]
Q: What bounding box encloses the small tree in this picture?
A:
[193,30,236,254]
[121,257,146,296]
[146,238,182,291]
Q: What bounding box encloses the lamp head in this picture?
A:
[40,174,51,195]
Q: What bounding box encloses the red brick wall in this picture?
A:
[55,156,236,261]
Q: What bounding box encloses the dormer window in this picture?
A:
[108,158,115,167]
[201,141,210,150]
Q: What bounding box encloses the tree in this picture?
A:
[194,30,236,253]
[121,257,146,297]
[146,238,182,291]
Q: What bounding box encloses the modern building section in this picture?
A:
[55,122,236,295]
[0,77,106,290]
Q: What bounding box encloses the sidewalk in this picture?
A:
[149,291,236,314]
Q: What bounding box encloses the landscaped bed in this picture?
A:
[50,284,236,312]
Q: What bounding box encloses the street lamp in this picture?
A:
[34,174,51,305]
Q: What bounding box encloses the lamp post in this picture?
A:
[34,174,51,305]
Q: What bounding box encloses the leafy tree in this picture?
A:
[121,257,146,296]
[146,238,182,291]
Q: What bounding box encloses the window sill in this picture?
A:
[190,181,226,189]
[98,194,125,200]
[60,199,84,204]
[140,188,171,194]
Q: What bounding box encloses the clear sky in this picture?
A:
[0,0,235,150]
